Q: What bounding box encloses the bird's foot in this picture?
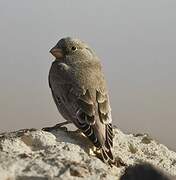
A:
[73,129,82,134]
[42,121,71,132]
[89,146,97,156]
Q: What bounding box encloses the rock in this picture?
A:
[120,163,176,180]
[0,127,176,180]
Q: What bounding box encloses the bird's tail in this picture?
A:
[76,111,114,164]
[100,123,114,164]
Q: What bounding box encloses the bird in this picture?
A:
[47,37,113,164]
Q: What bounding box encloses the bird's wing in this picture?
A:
[49,61,113,163]
[74,88,114,163]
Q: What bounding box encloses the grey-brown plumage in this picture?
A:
[49,37,113,163]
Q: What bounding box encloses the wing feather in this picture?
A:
[74,89,114,163]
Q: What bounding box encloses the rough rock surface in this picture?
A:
[0,127,176,180]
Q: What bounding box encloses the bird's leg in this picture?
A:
[71,129,82,133]
[42,121,72,132]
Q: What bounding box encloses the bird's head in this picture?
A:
[50,37,94,60]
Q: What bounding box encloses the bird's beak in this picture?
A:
[50,47,63,59]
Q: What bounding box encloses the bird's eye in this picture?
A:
[71,46,77,51]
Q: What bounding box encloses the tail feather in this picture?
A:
[77,111,114,164]
[105,123,113,148]
[102,123,114,164]
[101,146,114,163]
[105,123,113,149]
[77,120,101,147]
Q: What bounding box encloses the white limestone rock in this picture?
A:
[0,127,175,180]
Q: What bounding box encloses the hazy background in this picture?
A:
[0,0,175,150]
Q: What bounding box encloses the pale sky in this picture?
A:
[0,0,176,150]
